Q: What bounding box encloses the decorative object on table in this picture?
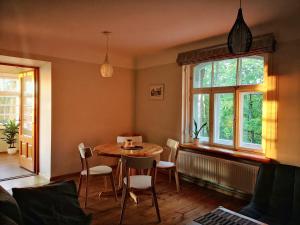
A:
[117,135,143,144]
[121,145,143,150]
[2,120,19,154]
[193,120,207,145]
[123,139,134,148]
[227,0,252,54]
[100,31,113,78]
[149,84,164,100]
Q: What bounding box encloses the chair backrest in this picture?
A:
[117,135,143,144]
[78,142,85,150]
[121,155,157,188]
[165,138,180,163]
[121,155,156,170]
[78,143,93,171]
[78,144,93,159]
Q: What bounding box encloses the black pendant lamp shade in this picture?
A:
[228,7,252,54]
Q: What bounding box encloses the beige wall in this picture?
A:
[51,60,135,176]
[135,64,181,147]
[135,16,300,167]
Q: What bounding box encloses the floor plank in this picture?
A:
[78,174,248,225]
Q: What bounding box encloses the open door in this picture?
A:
[19,70,39,172]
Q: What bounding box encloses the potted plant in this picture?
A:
[2,120,19,154]
[193,120,207,145]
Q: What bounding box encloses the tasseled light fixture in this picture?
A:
[228,0,252,54]
[100,31,113,78]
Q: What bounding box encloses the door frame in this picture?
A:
[0,62,40,174]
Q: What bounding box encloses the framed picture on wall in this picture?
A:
[149,84,164,100]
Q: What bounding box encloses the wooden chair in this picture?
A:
[156,138,180,192]
[77,143,118,208]
[116,135,143,188]
[119,156,161,225]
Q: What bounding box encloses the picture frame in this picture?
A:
[149,84,164,100]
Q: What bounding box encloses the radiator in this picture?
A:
[177,151,259,194]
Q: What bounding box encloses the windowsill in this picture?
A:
[179,143,271,164]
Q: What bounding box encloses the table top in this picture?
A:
[95,142,163,158]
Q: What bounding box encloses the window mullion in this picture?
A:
[234,89,239,149]
[209,91,214,146]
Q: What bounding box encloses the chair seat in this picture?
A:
[157,161,175,168]
[81,165,112,175]
[123,175,152,189]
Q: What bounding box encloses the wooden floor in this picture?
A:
[78,174,248,225]
[0,152,33,181]
[0,172,248,225]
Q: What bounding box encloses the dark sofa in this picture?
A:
[0,180,91,225]
[240,163,300,225]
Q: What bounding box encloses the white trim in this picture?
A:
[181,65,191,143]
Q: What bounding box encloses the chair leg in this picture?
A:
[117,160,123,190]
[174,168,180,192]
[104,176,108,191]
[77,174,83,196]
[119,187,129,225]
[110,173,118,202]
[151,186,161,222]
[168,169,172,184]
[85,175,89,208]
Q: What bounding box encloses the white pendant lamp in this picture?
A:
[100,31,113,78]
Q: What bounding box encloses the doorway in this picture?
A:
[0,64,39,181]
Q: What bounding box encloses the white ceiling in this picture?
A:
[0,0,299,62]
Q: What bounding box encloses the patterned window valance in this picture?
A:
[176,33,276,66]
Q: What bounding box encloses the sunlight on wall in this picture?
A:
[262,61,278,159]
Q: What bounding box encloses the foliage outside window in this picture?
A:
[192,55,266,152]
[0,76,20,126]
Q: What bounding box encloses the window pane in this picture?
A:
[240,92,263,149]
[0,78,19,92]
[214,93,234,145]
[0,96,19,124]
[239,56,264,85]
[213,59,237,87]
[193,63,212,88]
[193,94,209,142]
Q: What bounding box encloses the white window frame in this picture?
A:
[0,74,21,128]
[182,54,268,154]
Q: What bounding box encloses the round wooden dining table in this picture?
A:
[94,142,163,194]
[94,142,163,158]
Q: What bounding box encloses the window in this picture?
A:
[190,55,266,153]
[0,76,20,125]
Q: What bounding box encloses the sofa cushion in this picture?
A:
[0,212,18,225]
[240,163,300,225]
[0,186,23,225]
[12,180,92,225]
[267,165,295,224]
[288,167,300,225]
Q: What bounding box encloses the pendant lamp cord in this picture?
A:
[240,0,242,8]
[103,31,111,61]
[106,34,109,56]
